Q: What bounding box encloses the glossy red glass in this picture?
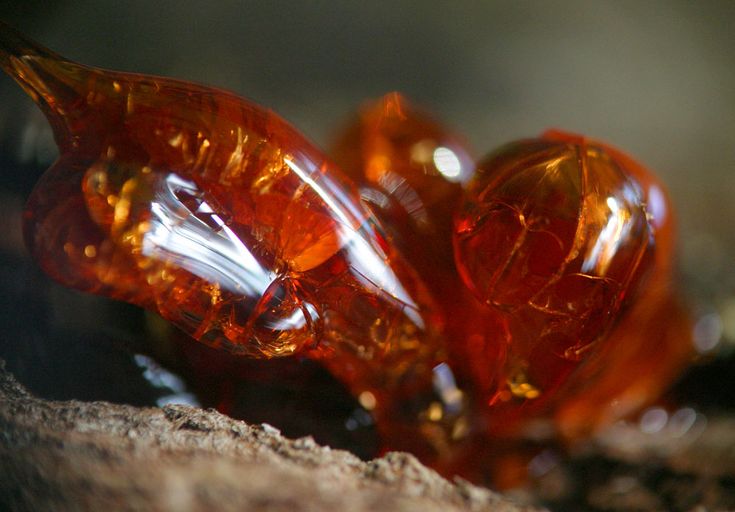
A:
[0,23,692,486]
[454,131,690,440]
[0,22,464,458]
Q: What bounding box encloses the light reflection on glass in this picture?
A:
[133,353,200,407]
[432,146,462,179]
[142,173,274,296]
[432,362,464,415]
[581,195,633,276]
[359,186,391,210]
[377,170,429,229]
[339,224,423,328]
[284,157,423,327]
[409,139,435,166]
[284,156,354,227]
[646,184,668,230]
[262,303,316,331]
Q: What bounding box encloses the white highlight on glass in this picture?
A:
[433,146,462,179]
[142,173,274,296]
[133,353,200,407]
[582,195,631,276]
[284,157,423,328]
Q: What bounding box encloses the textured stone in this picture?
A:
[0,360,534,512]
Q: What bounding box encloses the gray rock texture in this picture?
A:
[0,360,534,512]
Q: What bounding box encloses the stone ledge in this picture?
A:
[0,360,534,512]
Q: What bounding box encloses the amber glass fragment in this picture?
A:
[331,93,507,424]
[455,131,691,439]
[331,92,473,276]
[1,21,694,486]
[541,130,691,439]
[0,23,464,456]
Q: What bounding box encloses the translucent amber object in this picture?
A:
[1,22,692,485]
[0,23,463,455]
[331,92,473,276]
[454,131,690,437]
[541,131,691,439]
[331,93,506,409]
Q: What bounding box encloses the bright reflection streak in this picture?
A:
[133,354,200,407]
[284,157,353,227]
[284,157,423,328]
[263,302,317,331]
[345,230,424,328]
[142,174,274,296]
[360,187,390,210]
[646,184,667,230]
[432,146,461,179]
[582,196,632,276]
[432,362,464,414]
[378,170,429,229]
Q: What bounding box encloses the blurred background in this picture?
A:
[0,1,733,509]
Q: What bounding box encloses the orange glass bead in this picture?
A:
[330,93,506,413]
[541,131,691,439]
[454,131,691,438]
[0,23,464,456]
[331,92,473,278]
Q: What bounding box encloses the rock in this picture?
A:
[0,360,535,512]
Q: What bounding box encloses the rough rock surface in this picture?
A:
[0,360,535,512]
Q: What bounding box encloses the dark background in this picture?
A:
[0,1,733,507]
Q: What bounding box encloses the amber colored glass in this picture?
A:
[331,92,473,275]
[541,130,691,439]
[1,21,693,486]
[454,131,691,438]
[330,93,507,416]
[0,22,466,457]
